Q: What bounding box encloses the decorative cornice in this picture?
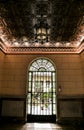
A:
[0,42,83,54]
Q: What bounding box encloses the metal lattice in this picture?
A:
[27,58,56,115]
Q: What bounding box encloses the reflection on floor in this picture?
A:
[0,122,84,130]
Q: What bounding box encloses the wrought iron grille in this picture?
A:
[27,58,56,115]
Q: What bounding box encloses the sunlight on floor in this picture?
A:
[34,123,52,128]
[34,123,62,129]
[21,123,62,129]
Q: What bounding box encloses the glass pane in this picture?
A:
[28,82,31,92]
[32,62,38,68]
[37,59,42,66]
[50,66,55,71]
[53,104,56,114]
[49,103,52,115]
[46,62,52,69]
[29,66,34,71]
[28,104,31,114]
[29,72,31,81]
[27,93,31,103]
[53,73,55,81]
[43,59,47,65]
[53,94,56,103]
[53,82,56,88]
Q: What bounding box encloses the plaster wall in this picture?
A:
[80,51,84,86]
[0,51,84,96]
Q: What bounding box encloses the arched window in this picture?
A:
[27,58,56,122]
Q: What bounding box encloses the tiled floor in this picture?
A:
[0,122,84,130]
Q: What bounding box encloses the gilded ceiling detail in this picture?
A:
[0,0,84,53]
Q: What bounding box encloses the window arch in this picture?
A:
[29,58,55,72]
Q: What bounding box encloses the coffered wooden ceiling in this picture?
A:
[0,0,84,53]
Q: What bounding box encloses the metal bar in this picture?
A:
[40,71,41,115]
[30,72,33,114]
[51,72,53,115]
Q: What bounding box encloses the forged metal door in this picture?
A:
[27,58,56,122]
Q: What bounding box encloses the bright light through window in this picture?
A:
[27,58,56,116]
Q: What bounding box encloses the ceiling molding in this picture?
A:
[0,42,83,54]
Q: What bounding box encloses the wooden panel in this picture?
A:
[59,100,83,118]
[1,100,25,117]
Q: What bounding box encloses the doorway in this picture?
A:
[26,58,57,122]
